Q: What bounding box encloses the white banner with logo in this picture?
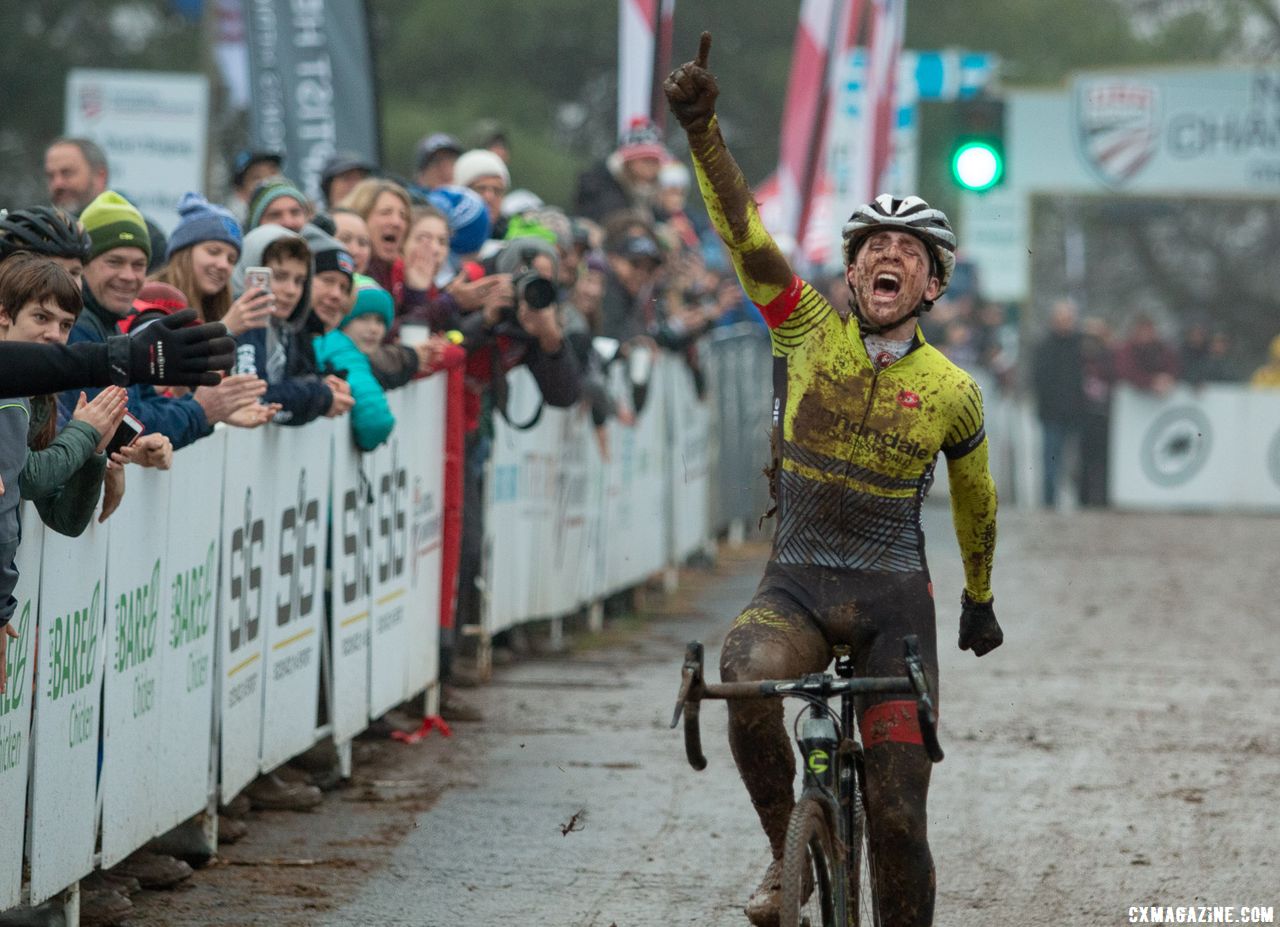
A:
[368,421,412,719]
[64,69,210,231]
[664,361,711,562]
[100,467,170,867]
[27,519,109,904]
[1110,385,1280,511]
[218,426,273,800]
[158,430,224,832]
[605,364,669,591]
[401,380,446,701]
[330,425,372,742]
[0,509,42,909]
[259,423,330,771]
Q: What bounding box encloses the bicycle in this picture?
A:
[670,635,944,927]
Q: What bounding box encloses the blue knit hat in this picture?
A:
[341,274,394,329]
[425,184,491,256]
[166,192,242,261]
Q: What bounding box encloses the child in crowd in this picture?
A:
[313,274,395,452]
[0,254,128,537]
[232,224,354,425]
[152,192,273,336]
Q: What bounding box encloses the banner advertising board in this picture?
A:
[64,69,209,231]
[101,467,171,867]
[158,430,225,830]
[401,381,445,700]
[0,510,42,909]
[330,427,372,742]
[259,423,330,771]
[368,426,412,718]
[27,520,109,904]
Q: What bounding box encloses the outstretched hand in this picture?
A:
[664,31,719,131]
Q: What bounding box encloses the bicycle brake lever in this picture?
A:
[671,641,705,729]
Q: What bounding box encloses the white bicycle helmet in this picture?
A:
[841,194,956,297]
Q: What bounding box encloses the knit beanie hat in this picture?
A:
[301,223,355,281]
[80,191,151,262]
[617,117,668,163]
[425,185,492,256]
[246,177,310,230]
[166,192,243,261]
[341,274,394,329]
[453,149,510,190]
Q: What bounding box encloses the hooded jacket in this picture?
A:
[232,224,332,425]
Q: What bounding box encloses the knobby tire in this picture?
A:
[780,798,838,927]
[848,772,880,927]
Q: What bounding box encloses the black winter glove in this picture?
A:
[958,592,1003,657]
[107,309,236,387]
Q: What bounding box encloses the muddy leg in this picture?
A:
[719,601,828,858]
[862,741,935,926]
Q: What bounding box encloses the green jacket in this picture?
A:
[19,399,106,538]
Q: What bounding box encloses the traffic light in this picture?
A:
[949,98,1006,192]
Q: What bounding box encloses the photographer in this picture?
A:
[442,235,581,708]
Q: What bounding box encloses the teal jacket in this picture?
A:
[20,398,106,538]
[312,329,395,452]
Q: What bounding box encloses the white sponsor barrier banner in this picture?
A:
[101,467,170,867]
[260,423,330,771]
[330,426,372,742]
[218,426,272,800]
[368,418,413,719]
[158,429,223,832]
[604,363,669,591]
[665,361,711,562]
[27,518,108,904]
[402,380,446,700]
[0,509,42,909]
[1110,385,1280,511]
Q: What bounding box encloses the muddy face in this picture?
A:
[846,231,940,334]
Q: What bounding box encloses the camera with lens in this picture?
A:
[487,236,560,325]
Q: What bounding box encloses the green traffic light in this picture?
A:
[951,141,1004,192]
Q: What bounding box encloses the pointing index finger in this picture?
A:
[696,31,712,69]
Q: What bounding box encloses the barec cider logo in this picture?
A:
[114,560,161,719]
[48,581,102,749]
[0,600,33,774]
[170,541,216,694]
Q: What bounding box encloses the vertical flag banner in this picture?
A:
[861,0,907,201]
[618,0,658,138]
[649,0,677,129]
[243,0,381,200]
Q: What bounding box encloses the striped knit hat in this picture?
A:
[80,191,151,261]
[246,177,310,230]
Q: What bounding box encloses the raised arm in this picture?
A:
[664,33,793,307]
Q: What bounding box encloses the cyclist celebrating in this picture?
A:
[665,34,1002,927]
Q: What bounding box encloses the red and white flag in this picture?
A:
[858,0,907,203]
[618,0,677,139]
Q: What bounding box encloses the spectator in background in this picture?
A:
[245,176,310,233]
[413,133,463,193]
[44,136,168,271]
[319,151,377,212]
[654,161,704,250]
[340,178,412,297]
[227,149,283,225]
[468,118,510,163]
[231,224,352,425]
[332,207,373,276]
[574,118,669,224]
[1032,299,1085,509]
[1079,316,1114,508]
[453,149,511,238]
[151,193,273,337]
[62,192,263,447]
[1113,312,1179,395]
[1250,335,1280,388]
[313,274,395,452]
[1181,323,1234,386]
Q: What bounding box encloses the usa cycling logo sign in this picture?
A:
[1075,79,1161,187]
[1140,406,1212,487]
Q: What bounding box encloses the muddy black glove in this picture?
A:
[958,592,1003,657]
[107,309,236,387]
[664,32,719,132]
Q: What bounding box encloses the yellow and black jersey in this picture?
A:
[687,116,996,600]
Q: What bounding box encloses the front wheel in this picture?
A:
[849,768,880,927]
[780,798,839,927]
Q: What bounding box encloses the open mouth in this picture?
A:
[873,272,902,299]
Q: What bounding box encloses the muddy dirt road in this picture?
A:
[130,505,1280,926]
